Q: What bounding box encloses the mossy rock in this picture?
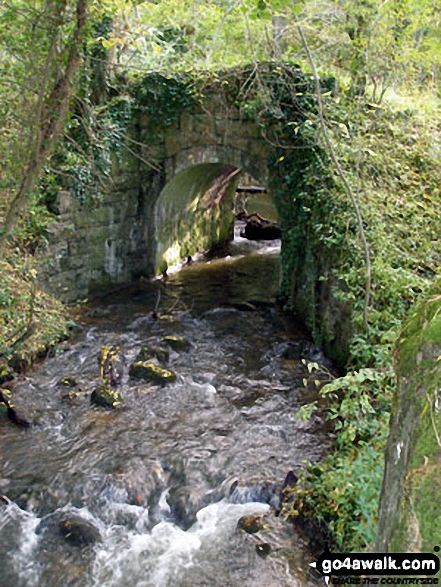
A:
[58,376,78,388]
[129,361,176,385]
[0,363,14,385]
[136,345,169,364]
[91,385,123,408]
[161,336,191,352]
[99,345,124,387]
[237,515,264,534]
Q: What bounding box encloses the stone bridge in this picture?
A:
[41,68,285,301]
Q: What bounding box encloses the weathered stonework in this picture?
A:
[376,290,441,576]
[38,76,274,300]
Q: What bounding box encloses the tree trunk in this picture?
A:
[0,0,89,247]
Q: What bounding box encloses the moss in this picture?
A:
[155,163,237,272]
[411,464,441,555]
[129,361,176,384]
[377,281,441,560]
[136,345,169,364]
[91,385,124,408]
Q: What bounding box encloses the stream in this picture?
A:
[0,227,331,587]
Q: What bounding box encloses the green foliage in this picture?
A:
[289,438,387,551]
[131,72,199,127]
[291,365,394,550]
[262,80,441,553]
[0,254,69,367]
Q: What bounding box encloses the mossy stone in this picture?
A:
[91,385,123,408]
[99,345,124,387]
[58,376,78,388]
[129,361,176,385]
[136,345,169,364]
[161,336,191,352]
[237,515,264,534]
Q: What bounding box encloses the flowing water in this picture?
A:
[0,228,330,587]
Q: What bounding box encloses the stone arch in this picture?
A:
[154,153,275,273]
[154,162,240,272]
[165,145,270,186]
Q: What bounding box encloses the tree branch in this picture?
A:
[297,24,371,330]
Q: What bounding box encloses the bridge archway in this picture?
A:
[154,158,276,272]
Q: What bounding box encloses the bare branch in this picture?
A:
[297,24,372,330]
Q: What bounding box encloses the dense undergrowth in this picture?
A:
[273,92,441,552]
[0,253,70,377]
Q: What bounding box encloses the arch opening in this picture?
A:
[154,163,277,274]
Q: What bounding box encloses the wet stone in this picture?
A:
[0,402,8,420]
[136,345,169,364]
[8,407,31,428]
[91,385,123,408]
[129,361,177,385]
[37,512,102,547]
[237,515,264,534]
[161,336,191,352]
[58,516,102,547]
[255,543,271,559]
[58,376,78,388]
[99,345,124,386]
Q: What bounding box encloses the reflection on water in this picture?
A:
[0,231,330,587]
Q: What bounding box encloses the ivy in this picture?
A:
[131,72,199,128]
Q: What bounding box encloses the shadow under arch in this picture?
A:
[154,162,274,273]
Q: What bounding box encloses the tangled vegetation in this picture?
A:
[270,92,441,551]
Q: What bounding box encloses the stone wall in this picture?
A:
[376,291,441,568]
[38,81,274,301]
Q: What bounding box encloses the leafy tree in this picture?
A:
[0,0,89,245]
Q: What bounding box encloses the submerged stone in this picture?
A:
[58,516,102,546]
[162,336,191,352]
[58,376,78,388]
[61,389,88,404]
[91,385,123,408]
[129,361,176,385]
[136,345,169,364]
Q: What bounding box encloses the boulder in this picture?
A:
[161,336,191,352]
[129,361,176,385]
[98,346,124,387]
[36,512,102,547]
[136,345,169,364]
[58,376,78,388]
[240,219,281,241]
[237,515,264,534]
[91,385,123,408]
